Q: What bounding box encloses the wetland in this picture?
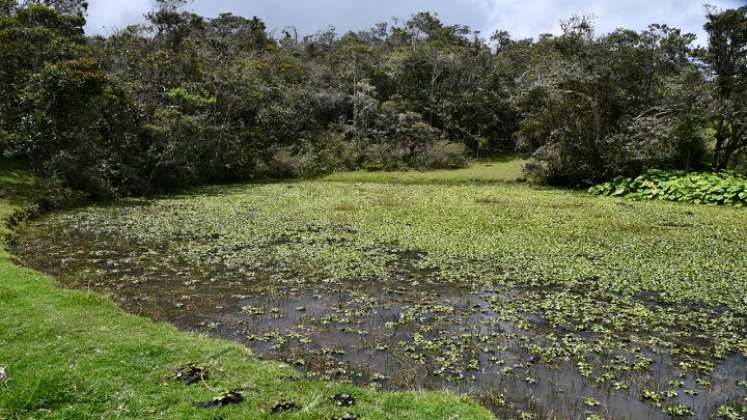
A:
[11,169,747,419]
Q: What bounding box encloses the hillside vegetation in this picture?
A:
[1,2,746,199]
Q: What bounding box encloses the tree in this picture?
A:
[703,5,747,169]
[515,18,705,185]
[0,0,17,17]
[0,5,735,197]
[0,2,88,157]
[25,0,88,16]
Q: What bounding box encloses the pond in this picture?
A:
[10,182,747,419]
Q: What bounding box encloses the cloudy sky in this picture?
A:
[85,0,747,43]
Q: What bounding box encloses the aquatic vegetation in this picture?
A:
[716,404,743,420]
[12,166,747,418]
[665,403,695,417]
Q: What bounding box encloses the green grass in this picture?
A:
[0,161,493,419]
[321,157,528,185]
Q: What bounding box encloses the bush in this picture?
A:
[411,141,468,169]
[525,115,709,187]
[522,160,549,184]
[38,175,89,209]
[311,131,360,173]
[362,143,411,171]
[267,132,361,178]
[729,149,747,176]
[589,169,747,207]
[600,117,680,177]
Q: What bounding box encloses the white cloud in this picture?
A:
[84,0,746,44]
[471,0,747,44]
[85,0,152,34]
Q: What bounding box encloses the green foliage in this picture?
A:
[716,404,745,420]
[166,87,216,109]
[0,2,88,158]
[517,21,708,186]
[589,169,747,207]
[1,2,745,199]
[665,403,695,418]
[729,149,747,176]
[411,141,468,169]
[703,6,747,169]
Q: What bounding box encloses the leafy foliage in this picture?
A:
[703,5,747,169]
[589,169,747,206]
[516,20,708,186]
[0,2,745,198]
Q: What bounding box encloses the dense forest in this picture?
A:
[1,0,746,199]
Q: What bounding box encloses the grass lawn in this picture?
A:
[0,161,493,419]
[322,156,528,185]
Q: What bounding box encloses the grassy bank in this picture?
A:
[0,162,493,419]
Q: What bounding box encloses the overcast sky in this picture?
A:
[85,0,747,44]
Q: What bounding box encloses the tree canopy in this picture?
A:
[1,2,745,198]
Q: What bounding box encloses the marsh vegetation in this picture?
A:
[13,160,747,418]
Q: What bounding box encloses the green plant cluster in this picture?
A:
[589,169,747,207]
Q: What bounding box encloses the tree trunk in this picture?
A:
[713,118,727,169]
[718,140,746,170]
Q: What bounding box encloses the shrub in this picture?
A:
[362,143,411,171]
[411,141,468,169]
[525,115,709,187]
[38,174,89,209]
[729,149,747,176]
[311,131,360,173]
[600,116,681,177]
[589,169,747,207]
[522,160,549,184]
[525,131,598,187]
[267,132,361,178]
[267,148,305,177]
